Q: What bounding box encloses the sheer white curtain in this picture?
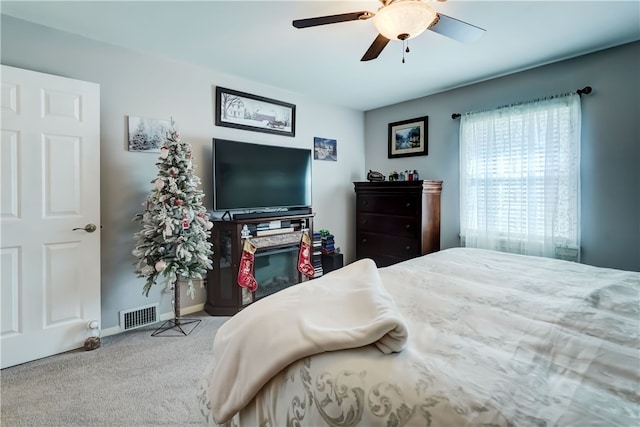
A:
[459,93,581,261]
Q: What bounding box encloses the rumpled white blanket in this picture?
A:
[206,258,408,424]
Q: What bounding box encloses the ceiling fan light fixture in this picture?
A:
[373,0,437,41]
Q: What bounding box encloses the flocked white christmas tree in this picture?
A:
[132,127,213,300]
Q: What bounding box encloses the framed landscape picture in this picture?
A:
[313,137,337,161]
[215,86,296,137]
[388,116,428,158]
[127,116,172,153]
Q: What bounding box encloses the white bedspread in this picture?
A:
[199,248,640,426]
[202,258,408,424]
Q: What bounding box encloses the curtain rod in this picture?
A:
[451,86,592,119]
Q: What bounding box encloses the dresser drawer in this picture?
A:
[356,231,420,258]
[357,213,419,238]
[357,194,420,216]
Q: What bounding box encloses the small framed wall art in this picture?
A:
[388,116,428,158]
[215,86,296,137]
[313,137,337,161]
[127,116,173,152]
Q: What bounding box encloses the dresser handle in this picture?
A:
[405,245,411,251]
[362,238,368,243]
[405,202,411,208]
[363,219,368,224]
[362,200,369,205]
[405,224,411,229]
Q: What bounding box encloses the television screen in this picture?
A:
[213,138,312,211]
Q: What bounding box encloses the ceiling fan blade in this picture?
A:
[292,11,372,29]
[361,34,391,62]
[429,13,486,43]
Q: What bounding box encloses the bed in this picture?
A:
[197,247,639,426]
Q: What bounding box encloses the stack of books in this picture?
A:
[312,232,323,278]
[319,230,342,274]
[321,232,336,255]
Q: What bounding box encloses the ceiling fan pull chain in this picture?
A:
[401,38,411,63]
[402,39,406,63]
[397,32,411,63]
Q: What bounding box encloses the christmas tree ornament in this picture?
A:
[159,146,169,159]
[154,178,164,190]
[155,260,167,272]
[162,220,174,238]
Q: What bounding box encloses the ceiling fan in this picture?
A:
[292,0,485,62]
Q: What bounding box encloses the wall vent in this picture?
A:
[119,303,158,331]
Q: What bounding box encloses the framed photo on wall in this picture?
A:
[388,116,428,158]
[215,86,296,137]
[313,137,337,161]
[127,116,173,153]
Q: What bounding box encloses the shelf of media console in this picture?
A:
[212,210,314,251]
[218,207,313,222]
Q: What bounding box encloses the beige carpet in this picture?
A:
[1,313,229,427]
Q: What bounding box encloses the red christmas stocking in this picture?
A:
[298,231,315,278]
[238,239,258,291]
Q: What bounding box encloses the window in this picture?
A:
[459,94,581,261]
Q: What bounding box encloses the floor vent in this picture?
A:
[120,303,159,331]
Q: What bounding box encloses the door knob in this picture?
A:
[73,224,97,233]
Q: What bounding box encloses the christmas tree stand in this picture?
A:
[152,281,201,337]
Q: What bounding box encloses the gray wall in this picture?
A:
[365,41,640,272]
[1,15,365,332]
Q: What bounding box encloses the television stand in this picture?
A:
[205,211,315,316]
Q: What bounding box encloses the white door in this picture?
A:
[1,65,101,369]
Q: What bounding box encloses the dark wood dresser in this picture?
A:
[354,180,442,267]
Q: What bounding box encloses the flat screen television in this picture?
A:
[212,138,312,212]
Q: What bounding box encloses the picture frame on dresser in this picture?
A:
[214,86,296,137]
[388,116,428,158]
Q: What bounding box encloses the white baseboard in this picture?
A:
[159,303,205,320]
[101,303,206,337]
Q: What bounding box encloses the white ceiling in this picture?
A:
[2,0,639,111]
